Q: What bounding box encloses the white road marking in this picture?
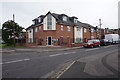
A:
[70,52,76,53]
[49,52,76,57]
[25,58,30,60]
[64,53,71,54]
[85,48,100,51]
[56,61,76,78]
[0,58,30,65]
[49,54,62,57]
[104,45,114,48]
[64,52,76,54]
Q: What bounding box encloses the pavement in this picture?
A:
[59,46,119,78]
[1,46,83,53]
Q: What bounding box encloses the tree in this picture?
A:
[2,20,24,45]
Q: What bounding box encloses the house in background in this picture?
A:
[104,28,118,34]
[82,23,98,42]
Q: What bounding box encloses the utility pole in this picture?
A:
[99,19,102,39]
[13,14,15,46]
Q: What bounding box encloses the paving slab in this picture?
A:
[1,46,82,53]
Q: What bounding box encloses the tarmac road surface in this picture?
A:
[1,44,119,79]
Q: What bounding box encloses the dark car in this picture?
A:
[100,39,111,46]
[84,39,100,48]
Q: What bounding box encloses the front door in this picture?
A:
[46,36,53,46]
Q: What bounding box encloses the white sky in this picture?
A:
[0,0,120,29]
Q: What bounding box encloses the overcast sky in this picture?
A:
[0,0,120,29]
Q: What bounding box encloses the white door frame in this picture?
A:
[46,36,53,46]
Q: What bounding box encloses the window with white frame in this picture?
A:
[47,14,52,30]
[84,28,87,33]
[33,21,35,25]
[77,27,80,31]
[38,17,41,23]
[35,27,37,32]
[67,26,71,31]
[91,28,94,32]
[97,29,99,32]
[29,30,31,33]
[67,36,70,38]
[39,26,41,31]
[27,30,29,33]
[28,30,30,36]
[74,18,77,23]
[91,36,94,39]
[61,25,63,31]
[63,16,67,21]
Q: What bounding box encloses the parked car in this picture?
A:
[84,39,100,48]
[100,39,111,46]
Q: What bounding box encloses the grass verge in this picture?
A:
[0,44,25,48]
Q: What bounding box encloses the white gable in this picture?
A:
[43,13,56,30]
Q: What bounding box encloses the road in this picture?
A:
[1,44,119,79]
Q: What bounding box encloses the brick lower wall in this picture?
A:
[16,43,25,46]
[25,43,37,47]
[26,24,74,47]
[72,43,84,47]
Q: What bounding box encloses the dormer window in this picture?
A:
[38,17,41,23]
[63,16,67,21]
[33,20,35,25]
[74,18,77,23]
[97,29,98,31]
[91,28,94,32]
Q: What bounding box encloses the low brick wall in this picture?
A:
[72,43,84,47]
[16,43,25,46]
[25,43,37,47]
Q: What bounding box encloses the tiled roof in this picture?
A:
[26,12,95,29]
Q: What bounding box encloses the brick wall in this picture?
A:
[56,24,74,39]
[82,27,90,42]
[82,27,104,42]
[26,24,74,47]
